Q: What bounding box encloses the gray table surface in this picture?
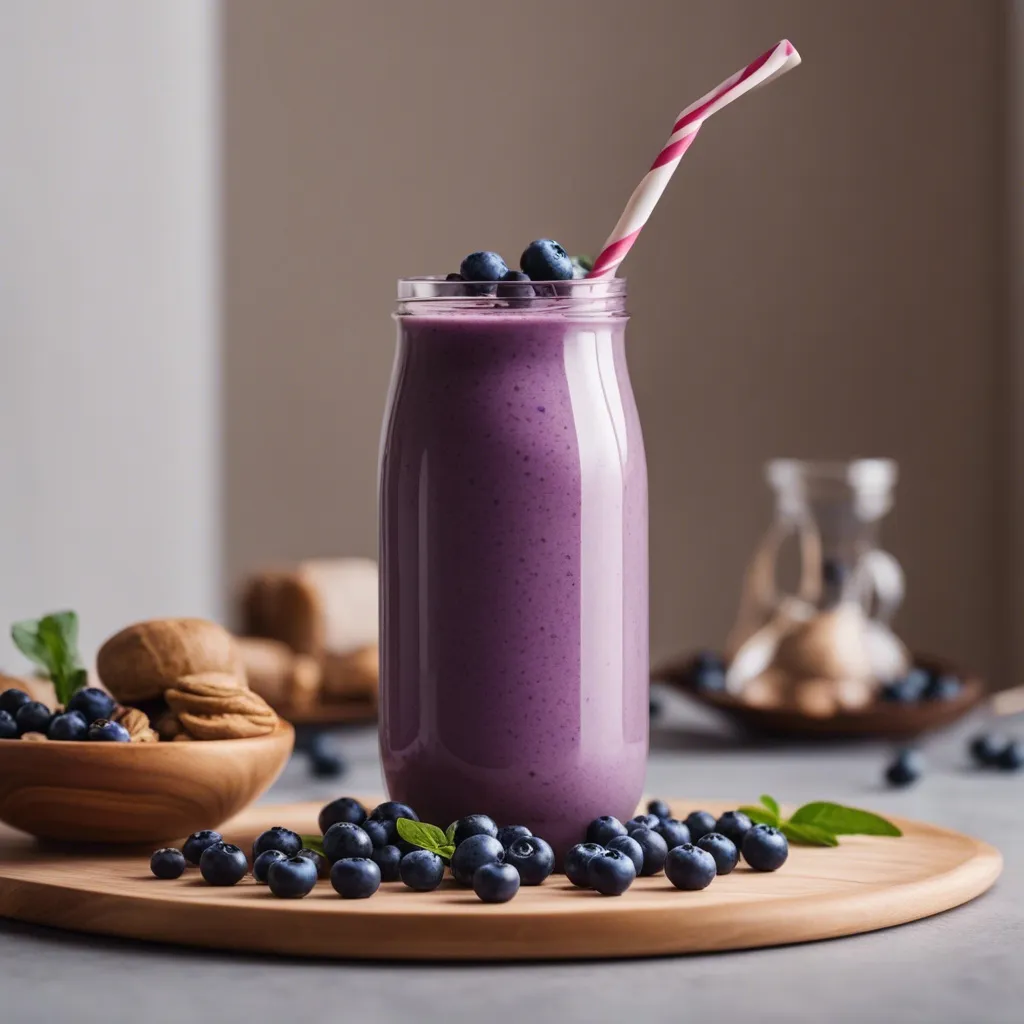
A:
[1,689,1020,1024]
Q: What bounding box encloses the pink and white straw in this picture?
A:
[587,40,801,280]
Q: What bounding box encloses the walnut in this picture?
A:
[111,704,159,743]
[165,672,278,740]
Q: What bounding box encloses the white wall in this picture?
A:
[0,0,220,664]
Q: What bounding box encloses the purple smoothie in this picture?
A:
[380,282,647,855]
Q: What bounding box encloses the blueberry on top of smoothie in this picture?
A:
[459,251,508,294]
[520,239,573,281]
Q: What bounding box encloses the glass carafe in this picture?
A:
[725,459,908,712]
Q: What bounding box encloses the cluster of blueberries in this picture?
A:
[886,731,1023,788]
[150,797,789,904]
[444,239,582,300]
[0,685,129,742]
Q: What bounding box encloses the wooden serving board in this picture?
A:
[0,800,1001,961]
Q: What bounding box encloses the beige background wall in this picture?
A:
[223,0,1006,679]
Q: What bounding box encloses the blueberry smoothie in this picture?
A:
[380,268,648,856]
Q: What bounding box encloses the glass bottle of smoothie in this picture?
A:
[379,276,648,854]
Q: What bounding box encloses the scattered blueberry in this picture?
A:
[330,857,381,899]
[451,834,504,887]
[15,701,52,736]
[684,810,718,843]
[496,824,532,849]
[588,848,637,896]
[183,829,222,865]
[323,822,373,863]
[47,711,88,741]
[626,814,661,833]
[453,814,498,846]
[924,673,962,701]
[372,844,403,881]
[696,832,739,875]
[628,826,669,876]
[267,855,319,899]
[564,842,604,888]
[0,689,32,716]
[473,862,520,903]
[665,843,717,891]
[460,251,508,294]
[520,239,573,281]
[995,739,1023,771]
[586,815,627,846]
[714,810,753,850]
[969,733,1005,767]
[318,796,367,832]
[742,825,789,872]
[361,819,397,848]
[689,651,727,693]
[497,270,534,302]
[885,748,924,788]
[310,748,346,778]
[66,687,116,724]
[199,842,248,886]
[368,801,418,823]
[821,557,849,603]
[400,849,445,892]
[646,799,672,820]
[0,711,18,740]
[654,818,691,850]
[503,836,554,886]
[879,667,930,703]
[649,694,664,718]
[607,834,643,875]
[296,848,329,879]
[150,848,186,879]
[252,826,303,859]
[253,849,288,883]
[87,718,130,742]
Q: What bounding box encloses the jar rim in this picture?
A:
[395,276,627,316]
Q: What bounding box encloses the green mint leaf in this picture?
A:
[37,614,80,704]
[789,802,902,837]
[67,668,89,697]
[11,620,48,671]
[572,254,594,271]
[760,794,781,818]
[738,805,778,827]
[444,822,457,845]
[396,817,452,858]
[440,844,455,860]
[781,821,839,847]
[300,834,325,855]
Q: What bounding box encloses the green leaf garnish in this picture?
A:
[781,821,839,847]
[299,834,325,855]
[11,611,86,705]
[572,254,594,271]
[748,795,903,847]
[738,805,779,827]
[759,794,780,819]
[396,817,455,861]
[444,822,457,845]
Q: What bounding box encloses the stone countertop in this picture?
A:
[1,690,1020,1024]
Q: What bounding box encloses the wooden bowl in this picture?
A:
[0,721,294,844]
[655,653,985,741]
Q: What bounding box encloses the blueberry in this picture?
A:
[520,239,573,281]
[665,843,717,890]
[742,825,789,872]
[586,815,627,846]
[689,651,727,692]
[451,833,504,887]
[496,824,532,849]
[649,695,664,718]
[459,251,508,294]
[87,718,131,742]
[199,842,248,885]
[296,848,329,879]
[323,821,373,862]
[445,271,464,281]
[183,829,222,865]
[924,673,962,701]
[0,711,18,740]
[0,689,32,716]
[628,826,669,876]
[15,701,52,735]
[66,687,116,724]
[330,857,381,899]
[654,818,692,850]
[497,270,535,303]
[361,818,397,849]
[310,749,346,778]
[588,848,636,895]
[267,854,319,899]
[606,834,643,875]
[252,826,303,859]
[646,799,672,820]
[564,842,604,888]
[473,862,520,903]
[885,748,924,788]
[714,810,753,850]
[318,796,367,832]
[253,849,288,883]
[969,733,1005,767]
[453,814,498,846]
[372,844,403,881]
[504,836,554,885]
[150,848,186,879]
[996,739,1024,771]
[400,849,445,892]
[696,832,739,875]
[683,810,717,843]
[47,711,88,741]
[626,814,661,833]
[368,801,418,823]
[880,667,930,703]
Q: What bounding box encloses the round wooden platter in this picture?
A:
[0,799,1001,961]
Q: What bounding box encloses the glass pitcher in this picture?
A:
[725,459,909,709]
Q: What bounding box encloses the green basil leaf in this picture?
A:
[781,821,839,846]
[444,822,457,845]
[738,805,778,827]
[760,794,781,818]
[396,817,449,854]
[67,668,89,697]
[790,802,902,837]
[11,620,48,670]
[44,611,79,656]
[439,844,455,860]
[300,834,325,855]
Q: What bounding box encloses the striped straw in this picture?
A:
[587,40,801,279]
